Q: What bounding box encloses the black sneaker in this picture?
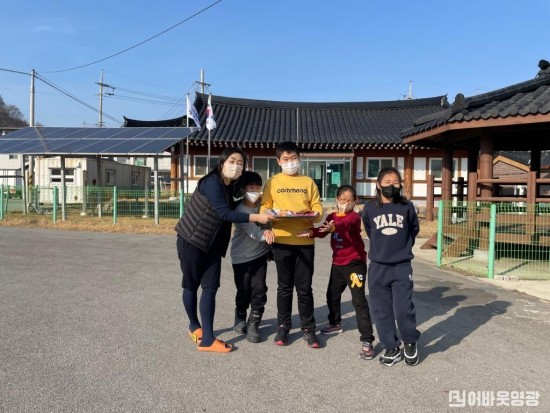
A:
[359,341,374,360]
[274,325,289,346]
[303,329,320,348]
[320,324,343,335]
[379,347,402,367]
[404,343,419,366]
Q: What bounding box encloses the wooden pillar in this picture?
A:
[442,141,453,201]
[170,154,178,198]
[426,174,434,221]
[530,146,541,175]
[467,142,479,203]
[403,150,413,199]
[479,133,493,198]
[467,142,479,175]
[467,172,478,202]
[466,172,477,240]
[526,171,537,236]
[529,146,540,235]
[441,141,453,227]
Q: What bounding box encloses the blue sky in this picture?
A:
[1,0,549,127]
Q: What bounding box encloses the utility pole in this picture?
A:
[195,69,211,93]
[194,69,212,167]
[95,70,115,127]
[29,69,35,127]
[407,80,415,100]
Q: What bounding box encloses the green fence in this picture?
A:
[0,185,189,223]
[437,200,550,280]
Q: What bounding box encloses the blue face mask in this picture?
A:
[381,184,401,199]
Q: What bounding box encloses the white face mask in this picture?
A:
[281,161,300,175]
[337,202,354,213]
[222,163,243,180]
[245,191,260,203]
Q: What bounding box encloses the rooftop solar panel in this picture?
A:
[0,127,196,155]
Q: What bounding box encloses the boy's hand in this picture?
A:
[263,230,275,244]
[296,229,314,238]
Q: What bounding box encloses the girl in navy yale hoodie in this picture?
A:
[361,167,421,367]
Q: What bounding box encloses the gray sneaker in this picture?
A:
[359,341,374,360]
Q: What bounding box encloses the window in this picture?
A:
[134,157,146,166]
[106,169,116,186]
[429,158,458,179]
[366,158,393,178]
[131,173,139,186]
[9,154,18,160]
[50,168,75,184]
[194,156,217,177]
[253,157,279,183]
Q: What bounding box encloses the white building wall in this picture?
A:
[34,157,150,203]
[0,154,22,187]
[413,157,425,180]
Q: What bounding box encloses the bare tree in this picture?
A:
[0,95,29,128]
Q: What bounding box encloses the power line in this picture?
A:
[0,67,30,76]
[158,81,198,119]
[43,0,223,73]
[114,87,182,102]
[35,73,121,124]
[108,95,183,106]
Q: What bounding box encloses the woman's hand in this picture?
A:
[250,213,276,225]
[296,229,314,238]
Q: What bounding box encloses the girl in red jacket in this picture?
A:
[298,185,375,359]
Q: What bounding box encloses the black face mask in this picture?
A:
[380,184,401,200]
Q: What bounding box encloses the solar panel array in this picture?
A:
[0,127,197,155]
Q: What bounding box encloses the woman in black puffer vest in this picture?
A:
[175,147,273,353]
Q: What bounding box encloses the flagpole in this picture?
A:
[184,95,189,198]
[205,93,215,170]
[207,128,211,169]
[186,93,201,196]
[186,136,190,197]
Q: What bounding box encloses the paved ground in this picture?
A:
[1,227,550,413]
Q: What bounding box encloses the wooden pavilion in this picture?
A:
[401,59,550,252]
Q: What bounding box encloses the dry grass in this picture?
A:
[0,213,438,238]
[0,214,179,235]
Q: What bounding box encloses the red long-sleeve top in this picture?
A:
[312,211,367,266]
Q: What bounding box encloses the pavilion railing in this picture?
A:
[426,171,550,222]
[436,200,550,280]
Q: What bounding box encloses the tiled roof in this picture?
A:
[123,116,185,127]
[496,150,550,167]
[188,93,448,149]
[401,62,550,139]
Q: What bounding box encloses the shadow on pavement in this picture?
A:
[420,300,510,361]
